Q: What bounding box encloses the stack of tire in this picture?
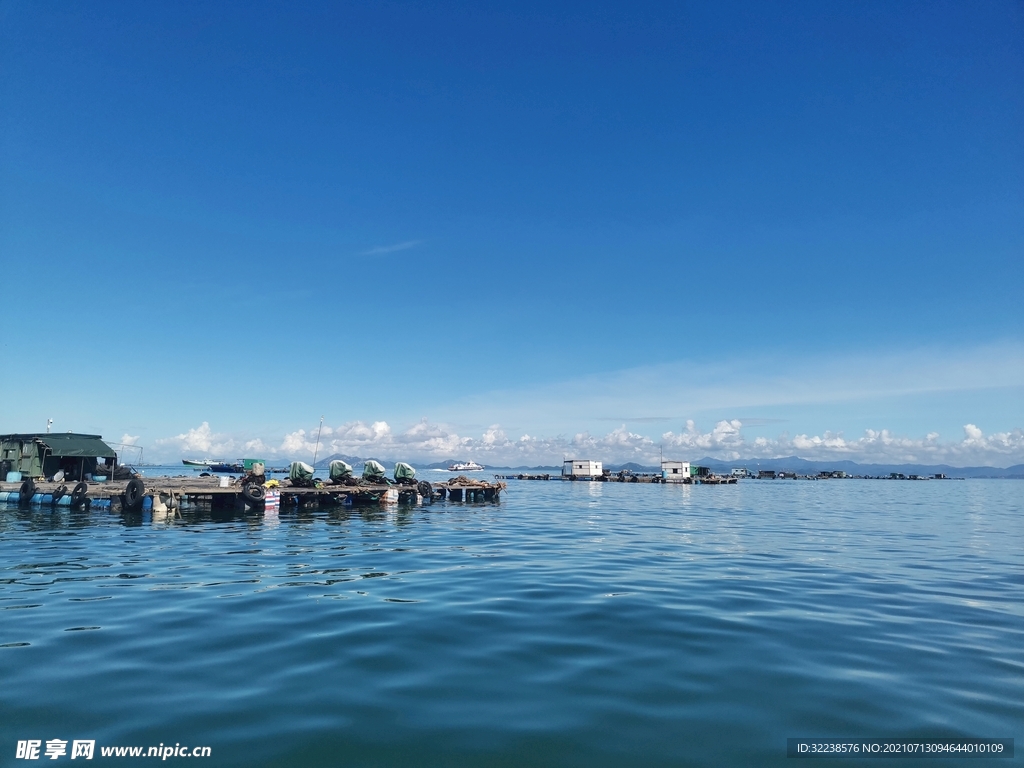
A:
[242,481,265,505]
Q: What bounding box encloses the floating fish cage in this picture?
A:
[0,475,506,514]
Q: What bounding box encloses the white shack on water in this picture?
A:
[661,460,691,483]
[562,459,603,479]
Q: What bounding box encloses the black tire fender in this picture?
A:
[19,479,36,503]
[242,483,265,503]
[124,478,145,509]
[51,484,67,504]
[416,480,433,498]
[70,482,89,508]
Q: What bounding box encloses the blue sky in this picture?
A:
[1,0,1022,466]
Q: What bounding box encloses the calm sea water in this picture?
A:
[1,478,1021,767]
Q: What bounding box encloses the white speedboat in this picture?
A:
[182,459,213,468]
[448,461,484,471]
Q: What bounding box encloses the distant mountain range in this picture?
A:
[311,453,1023,478]
[681,456,1024,479]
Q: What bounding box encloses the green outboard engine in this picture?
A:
[394,462,416,483]
[329,460,353,482]
[289,462,315,484]
[362,460,386,483]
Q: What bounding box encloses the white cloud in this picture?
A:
[963,423,984,441]
[361,240,422,256]
[662,419,745,457]
[690,422,1024,466]
[145,419,1024,468]
[153,421,239,458]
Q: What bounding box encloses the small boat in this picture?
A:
[183,459,213,468]
[207,462,244,473]
[448,461,484,471]
[204,458,266,474]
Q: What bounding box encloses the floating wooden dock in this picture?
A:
[0,475,505,513]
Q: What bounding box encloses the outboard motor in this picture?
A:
[362,460,387,484]
[394,462,417,485]
[329,460,354,485]
[289,461,315,487]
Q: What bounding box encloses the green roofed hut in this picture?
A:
[0,433,118,481]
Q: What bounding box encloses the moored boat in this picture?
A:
[207,462,244,473]
[206,458,267,474]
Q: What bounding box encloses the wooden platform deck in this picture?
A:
[0,475,505,511]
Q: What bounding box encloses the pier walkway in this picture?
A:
[0,474,505,513]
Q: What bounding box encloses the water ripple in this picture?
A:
[0,480,1020,767]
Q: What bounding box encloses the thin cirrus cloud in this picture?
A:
[596,416,677,423]
[432,340,1024,433]
[596,417,788,425]
[361,240,423,256]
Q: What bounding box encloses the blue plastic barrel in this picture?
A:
[0,492,9,503]
[31,493,44,505]
[141,496,153,510]
[40,494,53,504]
[56,495,71,507]
[5,471,21,482]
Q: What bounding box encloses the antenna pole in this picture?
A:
[312,416,324,469]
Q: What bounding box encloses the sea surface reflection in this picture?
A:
[1,479,1021,766]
